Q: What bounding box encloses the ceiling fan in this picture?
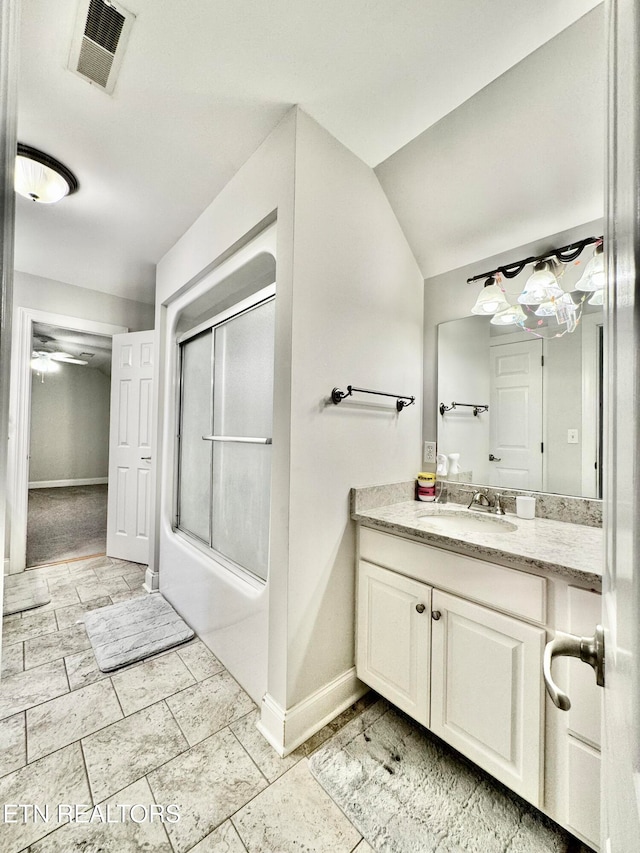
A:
[31,336,89,381]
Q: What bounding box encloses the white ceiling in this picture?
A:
[15,0,601,305]
[32,321,113,375]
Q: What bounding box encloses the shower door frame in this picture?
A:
[174,282,276,586]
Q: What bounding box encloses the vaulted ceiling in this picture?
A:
[15,0,602,305]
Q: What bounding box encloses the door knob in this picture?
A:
[415,603,426,614]
[489,453,502,461]
[543,626,605,711]
[141,456,152,461]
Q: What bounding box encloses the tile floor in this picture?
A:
[0,555,376,852]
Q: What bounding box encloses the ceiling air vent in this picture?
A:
[68,0,135,94]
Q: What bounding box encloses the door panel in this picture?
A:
[106,330,155,564]
[357,560,431,726]
[430,590,545,805]
[489,339,543,490]
[602,1,640,847]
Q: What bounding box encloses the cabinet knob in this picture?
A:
[415,603,426,614]
[431,610,442,621]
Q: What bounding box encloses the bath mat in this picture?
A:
[3,574,51,615]
[309,705,586,853]
[83,594,195,672]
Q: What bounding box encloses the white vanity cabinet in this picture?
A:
[355,525,602,850]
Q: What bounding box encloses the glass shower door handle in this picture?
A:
[202,435,272,444]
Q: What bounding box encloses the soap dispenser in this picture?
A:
[448,453,461,475]
[436,454,449,476]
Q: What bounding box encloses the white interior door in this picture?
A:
[106,330,155,564]
[489,339,543,490]
[601,1,640,848]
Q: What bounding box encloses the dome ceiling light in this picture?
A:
[15,143,79,204]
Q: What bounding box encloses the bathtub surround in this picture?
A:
[82,594,194,672]
[309,704,590,853]
[155,106,424,753]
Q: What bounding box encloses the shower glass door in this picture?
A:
[177,289,275,581]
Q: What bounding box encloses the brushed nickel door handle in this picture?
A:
[415,603,426,614]
[543,626,605,711]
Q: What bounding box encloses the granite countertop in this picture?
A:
[352,500,603,587]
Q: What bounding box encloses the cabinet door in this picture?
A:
[357,560,431,726]
[430,590,545,805]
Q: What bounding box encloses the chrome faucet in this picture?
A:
[465,489,506,515]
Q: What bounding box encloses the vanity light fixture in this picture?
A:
[489,304,527,326]
[575,243,605,291]
[467,235,604,336]
[470,276,511,315]
[15,143,79,204]
[517,260,564,305]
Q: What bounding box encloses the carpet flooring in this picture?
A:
[309,703,591,853]
[26,484,108,567]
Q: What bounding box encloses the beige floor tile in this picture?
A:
[24,624,91,669]
[106,588,148,605]
[36,588,81,612]
[0,742,91,852]
[0,660,69,720]
[124,570,147,590]
[1,641,24,678]
[25,563,71,580]
[93,561,141,581]
[190,821,248,852]
[166,670,255,746]
[76,577,129,602]
[27,679,123,761]
[0,712,26,777]
[232,759,361,853]
[64,648,109,691]
[82,700,189,801]
[2,610,57,646]
[55,597,112,631]
[29,776,172,852]
[148,727,267,853]
[230,709,303,783]
[352,840,375,852]
[177,640,224,681]
[67,555,114,573]
[111,651,196,716]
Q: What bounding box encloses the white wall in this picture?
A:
[375,7,604,281]
[155,106,424,749]
[544,330,583,495]
[29,365,110,484]
[437,316,490,483]
[285,110,424,708]
[14,270,154,331]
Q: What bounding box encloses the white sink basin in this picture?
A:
[416,509,518,535]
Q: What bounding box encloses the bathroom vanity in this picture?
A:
[352,490,603,851]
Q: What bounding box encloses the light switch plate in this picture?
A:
[423,441,436,464]
[567,429,579,444]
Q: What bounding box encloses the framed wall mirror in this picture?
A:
[435,241,604,500]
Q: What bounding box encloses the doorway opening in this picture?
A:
[26,322,113,567]
[7,308,127,574]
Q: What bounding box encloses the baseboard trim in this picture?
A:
[28,478,108,489]
[257,666,367,757]
[144,568,160,593]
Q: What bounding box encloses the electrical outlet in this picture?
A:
[423,441,437,464]
[567,429,579,444]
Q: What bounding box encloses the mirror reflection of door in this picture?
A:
[489,340,543,491]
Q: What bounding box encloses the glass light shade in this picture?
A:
[588,288,605,306]
[518,262,563,305]
[575,247,605,291]
[31,355,59,374]
[471,282,510,315]
[534,293,574,317]
[490,304,526,326]
[15,156,71,203]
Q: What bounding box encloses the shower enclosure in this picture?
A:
[176,287,275,582]
[158,223,277,704]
